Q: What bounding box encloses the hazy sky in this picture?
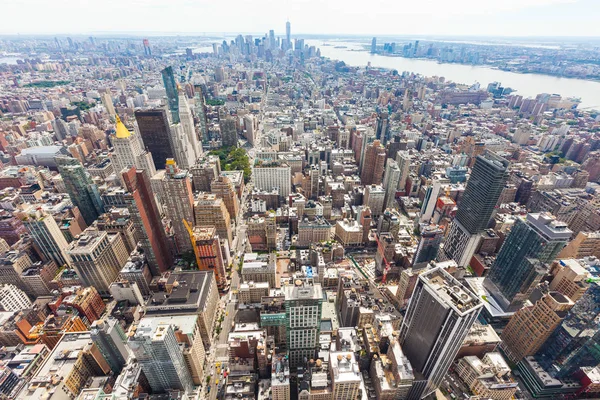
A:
[2,0,599,37]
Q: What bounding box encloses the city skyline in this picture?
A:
[2,0,600,37]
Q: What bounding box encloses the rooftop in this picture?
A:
[422,267,483,315]
[146,271,214,315]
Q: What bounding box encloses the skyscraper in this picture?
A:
[154,159,195,254]
[189,226,226,287]
[211,175,240,225]
[90,318,129,374]
[193,193,232,246]
[486,213,571,310]
[282,279,323,368]
[360,139,386,186]
[413,224,444,266]
[67,228,129,296]
[371,37,377,53]
[122,167,173,275]
[128,320,193,393]
[135,109,175,170]
[400,267,483,399]
[161,66,180,124]
[56,156,104,226]
[220,115,238,148]
[376,112,390,144]
[501,290,573,362]
[20,208,70,267]
[111,115,156,181]
[286,20,291,49]
[442,152,509,266]
[178,91,202,162]
[382,158,401,209]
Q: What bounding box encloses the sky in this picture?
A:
[2,0,599,37]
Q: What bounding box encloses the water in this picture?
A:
[307,40,600,110]
[0,56,21,65]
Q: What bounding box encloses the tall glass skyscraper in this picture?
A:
[486,213,571,310]
[55,156,104,226]
[441,152,509,266]
[135,109,175,169]
[161,66,180,124]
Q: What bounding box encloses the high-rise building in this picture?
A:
[193,193,233,246]
[135,109,175,170]
[0,213,27,245]
[122,167,173,275]
[376,112,390,144]
[189,226,226,287]
[558,231,600,259]
[162,66,180,124]
[211,175,240,225]
[111,115,156,182]
[413,224,444,266]
[90,318,129,374]
[55,156,104,226]
[0,284,31,312]
[286,20,291,49]
[442,152,509,266]
[0,250,33,294]
[154,159,195,253]
[360,140,386,185]
[282,279,323,368]
[128,320,193,393]
[254,161,291,198]
[501,290,573,362]
[20,208,70,267]
[220,115,238,147]
[382,159,401,209]
[400,267,483,399]
[66,228,129,296]
[371,37,377,54]
[179,91,202,161]
[101,92,116,116]
[486,213,571,310]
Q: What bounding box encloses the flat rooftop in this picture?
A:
[146,271,214,314]
[422,267,483,316]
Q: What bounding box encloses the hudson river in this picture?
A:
[307,40,600,110]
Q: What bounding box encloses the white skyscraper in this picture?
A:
[254,162,291,198]
[170,123,196,170]
[178,92,202,161]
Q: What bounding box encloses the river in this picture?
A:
[306,40,600,110]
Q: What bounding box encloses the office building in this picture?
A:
[0,284,31,312]
[128,320,193,393]
[371,37,377,53]
[220,115,238,147]
[383,159,401,209]
[0,250,33,294]
[154,159,194,253]
[162,66,180,124]
[241,253,276,288]
[254,161,291,198]
[0,213,27,245]
[111,115,156,182]
[501,290,573,362]
[20,208,70,267]
[413,224,444,266]
[120,247,152,296]
[247,213,277,251]
[360,140,386,185]
[145,271,219,350]
[135,109,175,170]
[178,90,202,162]
[193,193,233,246]
[558,231,600,259]
[90,318,129,374]
[364,184,385,216]
[400,267,483,399]
[282,279,323,368]
[486,213,571,310]
[272,354,291,400]
[18,332,110,400]
[370,339,414,400]
[101,91,116,116]
[329,352,361,400]
[21,260,58,297]
[189,226,226,287]
[55,156,104,226]
[67,228,128,296]
[454,353,518,400]
[211,175,240,225]
[442,152,509,266]
[123,167,174,275]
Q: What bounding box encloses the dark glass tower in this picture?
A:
[442,152,509,266]
[135,109,175,169]
[486,213,571,309]
[161,66,180,124]
[55,156,104,225]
